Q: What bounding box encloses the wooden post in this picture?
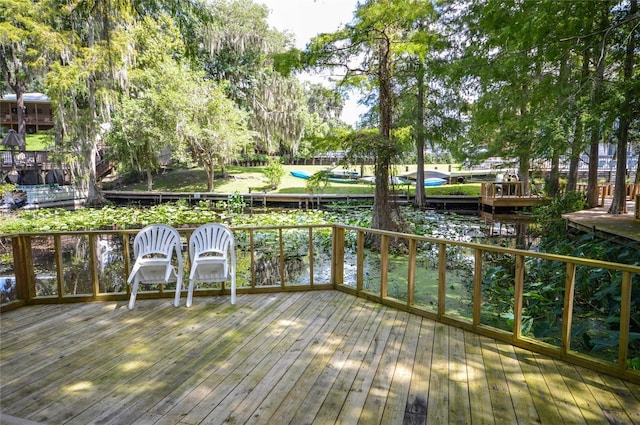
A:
[438,243,446,318]
[308,228,314,287]
[619,271,632,374]
[473,248,483,328]
[356,231,364,292]
[332,226,345,287]
[562,263,576,354]
[279,228,285,288]
[407,238,416,307]
[380,234,388,299]
[513,255,524,341]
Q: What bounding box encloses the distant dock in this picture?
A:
[563,199,640,243]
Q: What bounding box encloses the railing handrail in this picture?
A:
[335,224,640,273]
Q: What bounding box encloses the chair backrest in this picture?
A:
[133,224,182,262]
[189,223,234,261]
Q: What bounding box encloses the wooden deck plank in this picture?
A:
[211,292,356,424]
[494,341,542,424]
[95,294,299,425]
[1,291,639,425]
[532,351,589,425]
[401,318,435,425]
[464,332,494,425]
[182,291,347,424]
[480,336,519,425]
[306,307,389,423]
[358,311,409,424]
[380,313,422,424]
[447,326,472,425]
[330,308,398,425]
[425,322,449,425]
[265,298,381,424]
[142,292,309,425]
[514,347,565,425]
[552,359,619,425]
[157,292,334,425]
[0,300,178,412]
[31,297,250,424]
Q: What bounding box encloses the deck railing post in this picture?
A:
[438,243,446,318]
[619,271,632,374]
[356,230,364,292]
[12,235,35,302]
[473,248,483,328]
[407,238,417,307]
[332,226,345,287]
[513,254,524,341]
[562,263,576,354]
[380,234,389,299]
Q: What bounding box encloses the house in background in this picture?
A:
[0,93,54,134]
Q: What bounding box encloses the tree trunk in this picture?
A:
[567,113,583,192]
[372,35,396,232]
[548,149,560,197]
[518,149,530,196]
[16,87,27,145]
[84,16,104,206]
[414,63,426,209]
[567,48,591,192]
[146,168,153,191]
[608,0,636,214]
[207,164,215,192]
[586,12,608,208]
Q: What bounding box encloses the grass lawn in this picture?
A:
[109,164,481,196]
[25,133,54,150]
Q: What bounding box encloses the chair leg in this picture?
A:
[128,279,139,310]
[230,274,236,305]
[174,277,182,308]
[186,278,195,308]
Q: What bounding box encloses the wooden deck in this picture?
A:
[1,291,639,425]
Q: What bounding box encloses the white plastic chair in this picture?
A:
[127,224,184,309]
[187,223,236,307]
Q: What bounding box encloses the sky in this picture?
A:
[258,0,367,126]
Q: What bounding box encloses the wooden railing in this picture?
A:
[1,224,638,383]
[481,181,540,199]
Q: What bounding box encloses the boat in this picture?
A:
[424,178,447,187]
[290,170,312,179]
[400,169,451,181]
[358,176,409,185]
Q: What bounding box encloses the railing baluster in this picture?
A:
[619,271,632,373]
[54,235,63,299]
[562,263,576,354]
[380,234,388,299]
[513,254,524,341]
[356,230,364,292]
[438,243,446,318]
[473,248,483,328]
[308,228,314,287]
[279,228,285,288]
[407,239,416,307]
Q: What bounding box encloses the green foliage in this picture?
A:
[262,158,285,188]
[226,192,246,215]
[532,191,587,243]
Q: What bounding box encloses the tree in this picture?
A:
[0,0,62,143]
[199,0,308,157]
[180,77,252,191]
[609,0,639,214]
[306,0,435,232]
[43,0,214,203]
